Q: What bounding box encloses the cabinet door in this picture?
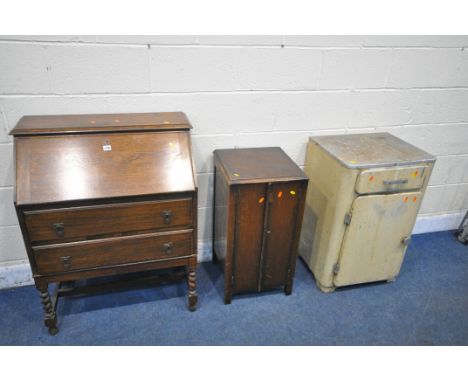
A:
[334,191,422,287]
[261,182,303,290]
[233,183,267,294]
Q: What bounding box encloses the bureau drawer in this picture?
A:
[33,230,193,275]
[355,165,428,194]
[24,198,193,243]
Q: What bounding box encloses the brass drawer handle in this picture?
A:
[52,222,65,237]
[383,179,408,185]
[60,256,72,270]
[163,242,174,255]
[162,210,172,224]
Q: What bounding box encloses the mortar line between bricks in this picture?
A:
[191,122,468,136]
[1,124,466,138]
[418,210,468,217]
[430,183,468,188]
[427,182,468,189]
[432,153,468,158]
[2,87,468,97]
[0,224,20,228]
[0,103,9,131]
[0,39,467,49]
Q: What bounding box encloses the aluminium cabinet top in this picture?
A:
[310,133,436,169]
[214,147,307,184]
[11,112,196,206]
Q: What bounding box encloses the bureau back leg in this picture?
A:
[35,280,58,335]
[187,264,198,312]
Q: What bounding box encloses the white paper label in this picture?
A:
[102,145,112,151]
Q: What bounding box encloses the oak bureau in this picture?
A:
[11,112,198,335]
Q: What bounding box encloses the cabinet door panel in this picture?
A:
[334,191,422,286]
[233,184,266,293]
[261,182,302,290]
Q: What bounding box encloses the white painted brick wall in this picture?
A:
[46,45,151,94]
[0,104,10,143]
[318,49,392,89]
[387,49,468,88]
[0,144,14,187]
[0,44,50,94]
[0,188,16,226]
[0,35,467,267]
[0,226,27,263]
[149,47,322,92]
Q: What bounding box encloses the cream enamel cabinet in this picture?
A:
[299,133,435,292]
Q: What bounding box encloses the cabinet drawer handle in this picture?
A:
[162,210,172,224]
[60,256,72,270]
[163,242,174,255]
[52,222,65,237]
[383,179,408,185]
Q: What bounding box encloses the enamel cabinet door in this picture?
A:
[334,191,422,286]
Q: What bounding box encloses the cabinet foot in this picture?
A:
[187,267,198,312]
[316,280,336,293]
[37,283,58,335]
[284,283,293,296]
[212,249,219,264]
[224,297,232,305]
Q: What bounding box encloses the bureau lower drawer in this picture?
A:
[24,198,193,243]
[33,230,193,275]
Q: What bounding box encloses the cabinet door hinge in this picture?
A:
[344,212,352,225]
[333,263,340,275]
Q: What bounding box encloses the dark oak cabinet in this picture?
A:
[11,112,198,335]
[213,148,308,304]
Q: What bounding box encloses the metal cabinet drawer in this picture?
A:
[33,230,193,275]
[24,198,193,244]
[355,165,427,194]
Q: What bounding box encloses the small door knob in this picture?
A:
[162,211,172,224]
[163,242,174,255]
[402,236,412,246]
[52,223,65,237]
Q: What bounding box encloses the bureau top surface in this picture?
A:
[214,147,307,184]
[311,133,436,169]
[10,112,191,136]
[14,130,196,206]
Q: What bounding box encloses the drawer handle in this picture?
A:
[163,242,174,255]
[52,222,65,237]
[60,256,72,270]
[383,179,408,185]
[162,210,172,224]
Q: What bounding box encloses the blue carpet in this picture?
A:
[0,231,467,345]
